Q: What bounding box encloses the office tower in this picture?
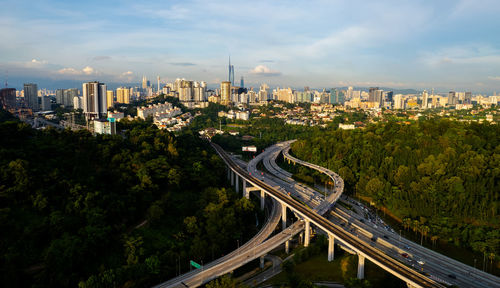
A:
[240,76,244,88]
[464,92,472,104]
[157,76,160,93]
[142,76,148,89]
[422,90,429,109]
[347,86,353,99]
[174,78,182,92]
[56,89,64,105]
[24,83,39,111]
[116,87,130,104]
[228,57,235,86]
[64,88,78,107]
[384,91,393,103]
[0,88,16,110]
[179,80,193,101]
[337,90,345,104]
[374,89,384,106]
[82,81,107,119]
[221,81,231,105]
[368,87,378,102]
[73,96,83,110]
[448,91,456,106]
[394,94,405,109]
[41,96,51,111]
[106,90,114,108]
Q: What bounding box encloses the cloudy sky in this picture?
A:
[1,0,500,92]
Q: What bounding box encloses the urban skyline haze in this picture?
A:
[1,0,500,93]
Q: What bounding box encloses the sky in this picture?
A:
[1,0,500,93]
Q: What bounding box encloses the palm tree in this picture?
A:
[489,253,496,273]
[402,217,411,231]
[412,220,420,235]
[430,235,439,247]
[420,225,430,245]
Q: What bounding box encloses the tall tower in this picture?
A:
[23,83,39,111]
[157,76,160,93]
[142,76,148,89]
[82,81,107,120]
[221,81,231,105]
[228,56,234,86]
[240,76,244,88]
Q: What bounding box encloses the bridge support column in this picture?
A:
[235,174,239,193]
[231,170,234,186]
[328,234,335,262]
[281,205,287,230]
[260,255,265,269]
[304,220,310,247]
[260,190,265,210]
[242,180,246,197]
[285,239,290,254]
[227,168,230,180]
[357,254,365,279]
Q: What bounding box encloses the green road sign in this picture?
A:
[190,260,201,269]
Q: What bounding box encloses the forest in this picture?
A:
[290,119,499,263]
[0,110,260,287]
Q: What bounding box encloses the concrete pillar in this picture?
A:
[235,174,239,193]
[328,234,335,262]
[281,205,287,230]
[304,220,310,247]
[227,168,230,180]
[242,180,246,197]
[260,256,265,269]
[260,190,265,210]
[299,232,303,245]
[244,187,250,199]
[231,170,234,186]
[357,254,365,279]
[285,239,290,254]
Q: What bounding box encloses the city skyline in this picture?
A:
[1,0,500,93]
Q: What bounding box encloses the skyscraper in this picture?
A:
[221,81,231,105]
[142,76,148,89]
[0,88,16,110]
[23,83,39,111]
[368,87,378,102]
[228,56,234,86]
[106,90,114,108]
[422,90,429,109]
[116,87,130,104]
[448,91,456,106]
[82,81,107,120]
[64,88,78,107]
[240,76,244,88]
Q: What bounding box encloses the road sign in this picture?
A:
[190,260,201,269]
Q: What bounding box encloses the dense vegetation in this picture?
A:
[291,119,499,261]
[0,112,259,287]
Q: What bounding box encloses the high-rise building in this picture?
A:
[0,88,16,110]
[142,76,148,89]
[240,76,244,88]
[228,57,235,86]
[368,87,378,102]
[347,86,353,99]
[41,96,51,111]
[106,90,114,108]
[82,81,107,120]
[24,83,39,111]
[394,94,405,109]
[179,80,193,101]
[448,91,456,106]
[422,90,429,109]
[56,89,64,105]
[64,88,78,107]
[116,87,130,104]
[464,92,472,104]
[221,81,231,105]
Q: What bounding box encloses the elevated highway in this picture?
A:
[212,142,445,288]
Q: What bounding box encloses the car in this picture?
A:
[448,274,457,279]
[417,260,425,265]
[383,235,389,239]
[401,253,409,258]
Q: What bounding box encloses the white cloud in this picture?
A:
[488,76,500,81]
[58,67,80,75]
[82,66,94,75]
[58,66,97,75]
[121,71,133,76]
[250,65,281,76]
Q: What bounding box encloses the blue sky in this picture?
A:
[1,0,500,92]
